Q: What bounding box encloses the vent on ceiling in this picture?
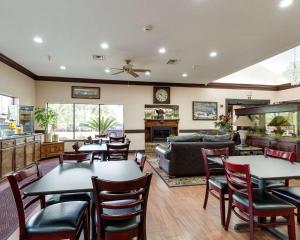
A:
[92,55,106,61]
[166,59,179,65]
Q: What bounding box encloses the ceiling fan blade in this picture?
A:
[133,69,151,73]
[110,68,123,70]
[128,71,139,78]
[111,70,124,75]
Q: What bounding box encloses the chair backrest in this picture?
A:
[264,147,296,162]
[109,135,127,143]
[201,147,229,179]
[223,161,253,212]
[107,143,130,160]
[135,152,147,171]
[7,163,43,239]
[59,152,93,164]
[92,173,152,236]
[72,142,80,153]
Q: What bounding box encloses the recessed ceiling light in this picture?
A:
[60,65,66,70]
[33,36,43,44]
[105,68,111,73]
[279,0,294,8]
[101,42,109,49]
[145,71,150,75]
[159,47,166,54]
[182,73,188,78]
[209,51,218,58]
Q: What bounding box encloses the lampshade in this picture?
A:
[233,116,254,127]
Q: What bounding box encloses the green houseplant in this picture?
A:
[34,107,58,142]
[87,116,117,136]
[268,115,291,136]
[214,114,232,133]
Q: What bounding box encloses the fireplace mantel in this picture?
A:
[145,119,179,142]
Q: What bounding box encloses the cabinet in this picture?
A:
[0,134,42,180]
[41,142,64,159]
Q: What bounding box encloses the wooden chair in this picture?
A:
[264,147,296,188]
[201,147,229,227]
[8,163,89,240]
[107,143,130,161]
[59,152,93,164]
[134,152,147,172]
[224,161,296,240]
[109,135,127,143]
[92,172,152,240]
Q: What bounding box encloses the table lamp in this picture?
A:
[233,116,254,146]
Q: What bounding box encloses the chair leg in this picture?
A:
[224,196,232,231]
[83,212,89,240]
[249,215,254,240]
[219,192,226,227]
[203,182,209,209]
[297,206,300,224]
[288,213,296,240]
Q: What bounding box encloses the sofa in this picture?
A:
[155,133,236,177]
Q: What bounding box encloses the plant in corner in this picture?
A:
[87,116,117,136]
[34,107,58,142]
[268,115,291,136]
[214,114,232,133]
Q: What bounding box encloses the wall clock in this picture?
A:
[153,87,170,104]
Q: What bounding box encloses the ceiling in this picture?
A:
[215,45,300,85]
[1,0,300,84]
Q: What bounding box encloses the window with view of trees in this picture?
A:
[47,103,123,140]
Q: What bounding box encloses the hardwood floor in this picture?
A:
[8,161,300,240]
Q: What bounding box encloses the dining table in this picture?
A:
[24,160,143,240]
[208,155,300,240]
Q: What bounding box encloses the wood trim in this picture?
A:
[1,52,298,92]
[124,130,145,133]
[0,53,37,79]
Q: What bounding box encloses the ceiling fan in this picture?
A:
[110,60,151,78]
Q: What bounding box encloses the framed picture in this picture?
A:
[71,86,100,99]
[192,101,218,120]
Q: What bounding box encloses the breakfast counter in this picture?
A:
[0,133,43,180]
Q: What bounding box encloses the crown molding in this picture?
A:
[0,52,297,91]
[0,53,37,79]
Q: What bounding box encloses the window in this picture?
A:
[47,103,124,140]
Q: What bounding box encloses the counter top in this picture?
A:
[0,133,42,141]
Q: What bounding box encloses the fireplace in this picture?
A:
[152,127,171,142]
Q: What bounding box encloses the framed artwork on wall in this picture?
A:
[192,101,218,120]
[71,86,100,99]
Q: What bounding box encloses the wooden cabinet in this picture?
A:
[0,146,14,177]
[0,134,42,180]
[41,142,64,159]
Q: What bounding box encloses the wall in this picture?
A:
[275,86,300,102]
[36,81,276,150]
[0,62,36,106]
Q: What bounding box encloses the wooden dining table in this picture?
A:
[24,160,143,240]
[208,155,300,240]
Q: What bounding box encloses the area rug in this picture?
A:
[147,156,206,187]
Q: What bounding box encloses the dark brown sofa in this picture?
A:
[155,133,236,177]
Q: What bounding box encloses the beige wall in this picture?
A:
[0,62,36,105]
[36,81,276,150]
[275,86,300,102]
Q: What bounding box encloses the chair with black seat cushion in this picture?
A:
[109,135,127,143]
[8,162,89,240]
[272,186,300,223]
[264,148,296,189]
[201,147,229,227]
[107,143,130,161]
[134,152,147,172]
[92,172,152,240]
[224,161,296,240]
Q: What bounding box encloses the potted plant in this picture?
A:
[87,116,117,136]
[268,116,291,136]
[34,107,58,142]
[214,114,232,133]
